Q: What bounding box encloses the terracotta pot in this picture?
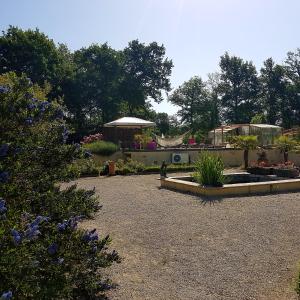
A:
[108,161,116,176]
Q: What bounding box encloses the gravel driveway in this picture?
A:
[74,173,300,300]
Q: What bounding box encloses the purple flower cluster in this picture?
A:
[26,97,50,125]
[25,117,33,125]
[0,144,9,157]
[54,109,64,120]
[11,229,22,245]
[0,85,10,94]
[57,216,83,232]
[25,215,49,240]
[27,102,37,110]
[1,291,12,299]
[0,171,9,183]
[25,92,33,99]
[47,243,58,255]
[39,101,50,112]
[11,215,49,246]
[82,228,98,242]
[62,126,69,143]
[0,199,7,214]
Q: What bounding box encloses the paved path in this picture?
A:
[76,174,300,300]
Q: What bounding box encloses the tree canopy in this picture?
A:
[1,26,300,139]
[218,52,260,124]
[168,76,211,132]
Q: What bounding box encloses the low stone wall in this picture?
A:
[92,151,123,165]
[288,152,300,166]
[124,148,295,167]
[93,149,300,168]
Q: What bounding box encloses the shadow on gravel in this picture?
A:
[157,186,223,205]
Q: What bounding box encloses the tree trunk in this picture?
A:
[284,150,288,163]
[244,149,249,169]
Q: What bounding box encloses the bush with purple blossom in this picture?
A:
[0,73,120,299]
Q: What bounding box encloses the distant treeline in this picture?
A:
[1,26,299,138]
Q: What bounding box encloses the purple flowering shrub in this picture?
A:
[0,73,120,299]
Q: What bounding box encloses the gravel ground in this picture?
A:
[74,173,300,300]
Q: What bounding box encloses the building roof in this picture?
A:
[104,117,155,128]
[210,124,281,133]
[250,124,281,129]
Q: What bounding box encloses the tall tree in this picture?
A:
[206,72,221,128]
[155,112,170,134]
[218,52,260,123]
[121,40,173,113]
[284,48,300,126]
[168,76,211,132]
[65,44,122,134]
[259,58,287,125]
[168,114,183,135]
[0,26,72,98]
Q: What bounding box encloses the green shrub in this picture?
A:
[115,159,145,174]
[83,140,118,156]
[114,162,195,175]
[192,152,224,186]
[167,164,195,172]
[0,73,119,299]
[68,158,99,178]
[194,130,205,144]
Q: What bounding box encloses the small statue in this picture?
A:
[160,161,168,179]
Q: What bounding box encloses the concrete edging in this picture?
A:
[160,176,300,197]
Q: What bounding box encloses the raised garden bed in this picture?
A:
[161,173,300,197]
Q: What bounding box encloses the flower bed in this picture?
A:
[248,162,299,178]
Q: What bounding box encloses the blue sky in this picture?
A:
[1,0,300,114]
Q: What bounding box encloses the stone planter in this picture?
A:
[247,166,274,175]
[273,168,299,178]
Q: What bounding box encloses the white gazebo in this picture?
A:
[103,117,155,148]
[104,117,155,128]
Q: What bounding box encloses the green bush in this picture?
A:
[68,158,99,178]
[114,162,195,175]
[194,130,205,144]
[167,164,195,172]
[192,152,224,186]
[0,73,119,299]
[83,140,118,156]
[115,159,145,175]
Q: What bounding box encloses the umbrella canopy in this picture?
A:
[104,117,155,128]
